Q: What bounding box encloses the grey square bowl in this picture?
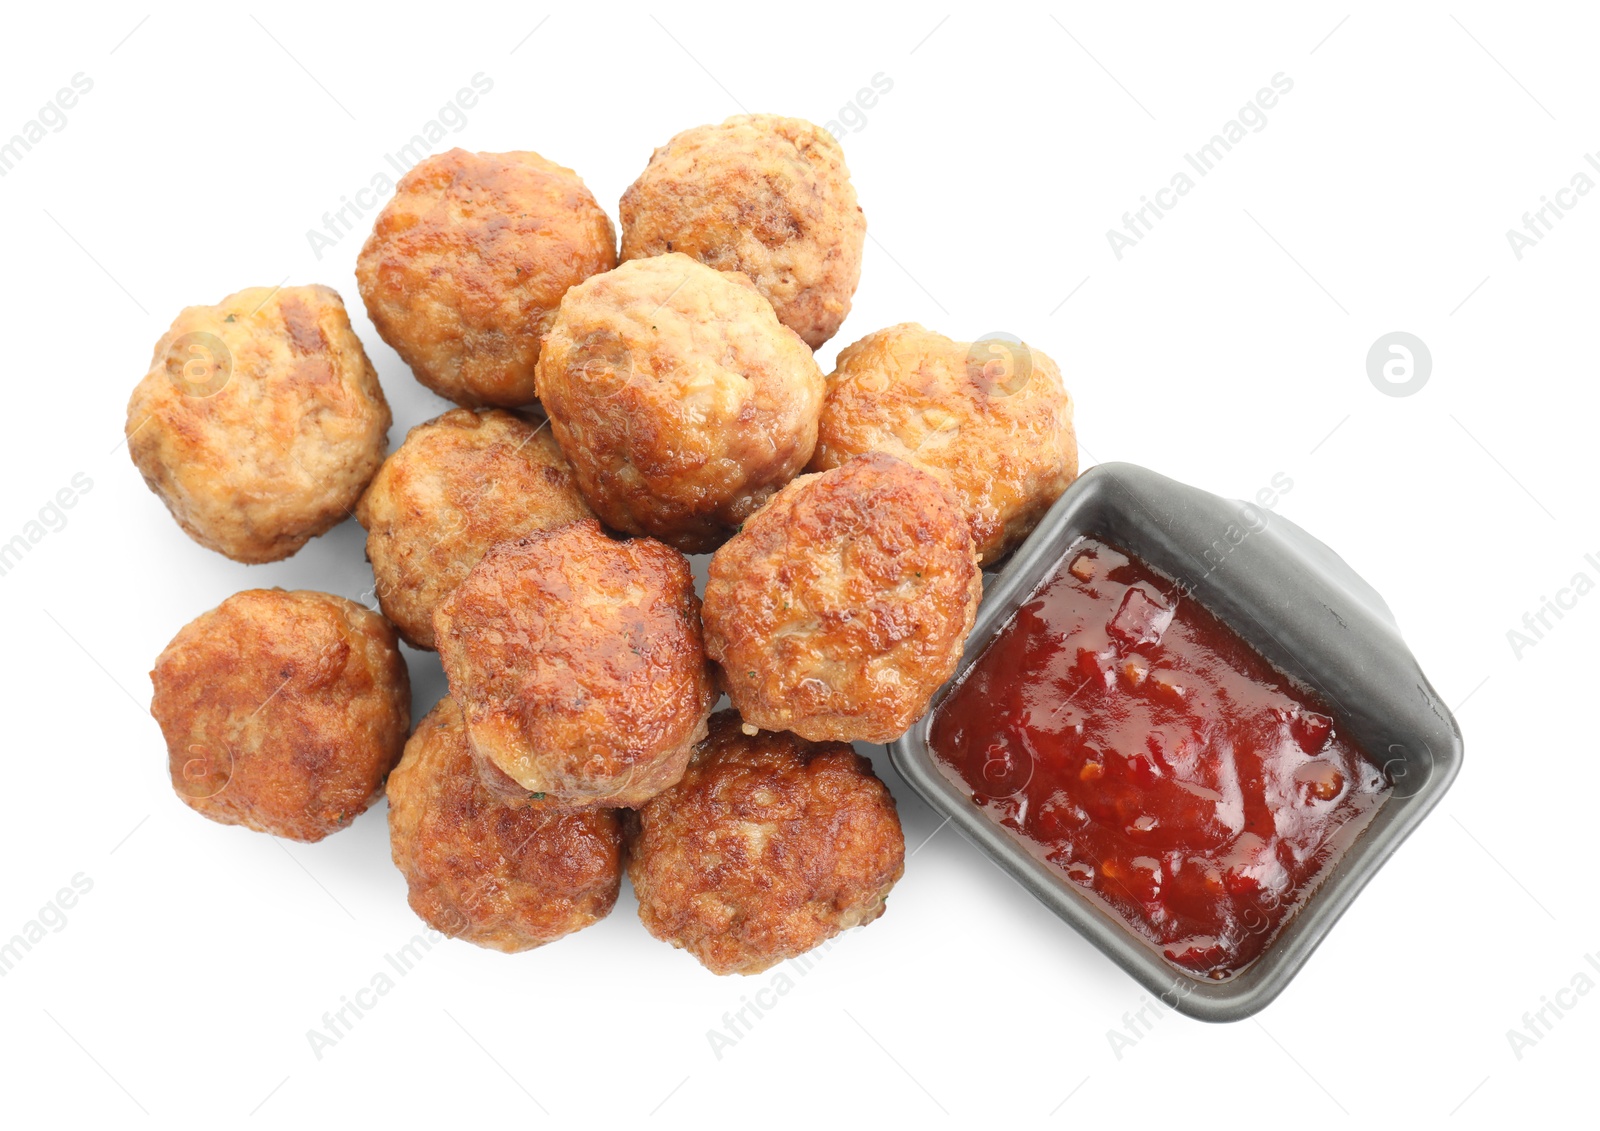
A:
[888,462,1464,1022]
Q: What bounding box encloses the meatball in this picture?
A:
[387,697,622,951]
[149,589,411,842]
[356,149,616,407]
[126,285,391,563]
[355,408,591,649]
[433,519,717,807]
[627,710,905,975]
[536,253,824,552]
[620,115,865,348]
[810,324,1078,563]
[703,453,981,743]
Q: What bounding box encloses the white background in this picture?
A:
[0,2,1592,1127]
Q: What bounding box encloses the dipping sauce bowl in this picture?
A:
[889,462,1463,1021]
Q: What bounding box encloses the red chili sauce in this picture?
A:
[931,537,1390,979]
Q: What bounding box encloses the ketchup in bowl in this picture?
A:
[930,537,1391,979]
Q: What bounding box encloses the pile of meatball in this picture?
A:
[131,114,1078,975]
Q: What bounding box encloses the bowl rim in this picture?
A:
[887,461,1464,1022]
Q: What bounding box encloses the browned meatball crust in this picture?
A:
[536,253,824,553]
[810,323,1079,562]
[620,115,865,348]
[387,697,623,951]
[627,710,905,975]
[433,519,717,807]
[355,408,591,649]
[702,453,981,743]
[356,149,616,407]
[149,589,411,842]
[126,285,391,563]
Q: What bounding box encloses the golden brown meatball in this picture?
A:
[703,453,981,743]
[433,519,717,807]
[126,285,391,564]
[355,408,591,649]
[149,589,411,842]
[536,254,824,552]
[620,115,865,348]
[810,324,1079,563]
[626,710,905,975]
[387,697,622,951]
[356,149,616,407]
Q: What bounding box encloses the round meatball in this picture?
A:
[150,589,411,842]
[388,697,623,951]
[536,253,824,552]
[126,285,391,563]
[810,324,1079,563]
[620,115,865,348]
[355,408,591,649]
[433,519,717,807]
[356,148,617,407]
[703,452,981,743]
[627,710,905,975]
